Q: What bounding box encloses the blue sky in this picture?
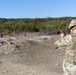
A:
[0,0,76,18]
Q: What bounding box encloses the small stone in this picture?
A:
[55,63,60,66]
[0,61,2,63]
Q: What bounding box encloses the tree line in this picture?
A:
[0,17,75,35]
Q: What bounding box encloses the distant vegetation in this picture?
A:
[0,17,76,35]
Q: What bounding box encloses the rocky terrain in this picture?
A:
[0,32,65,75]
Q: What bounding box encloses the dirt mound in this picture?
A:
[0,33,65,75]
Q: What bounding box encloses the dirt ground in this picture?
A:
[0,32,65,75]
